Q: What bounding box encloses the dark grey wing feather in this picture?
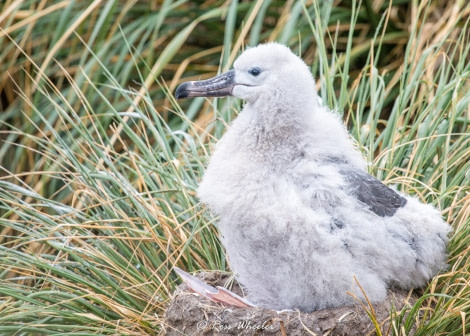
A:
[339,167,407,217]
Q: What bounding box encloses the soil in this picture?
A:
[163,271,416,336]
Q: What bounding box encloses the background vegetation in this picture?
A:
[0,0,469,335]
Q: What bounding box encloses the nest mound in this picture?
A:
[163,271,415,336]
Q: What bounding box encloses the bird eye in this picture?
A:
[248,67,262,77]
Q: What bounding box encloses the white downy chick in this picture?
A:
[175,43,450,312]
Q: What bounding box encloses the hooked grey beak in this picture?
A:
[175,70,235,99]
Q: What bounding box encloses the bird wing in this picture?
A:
[338,167,407,217]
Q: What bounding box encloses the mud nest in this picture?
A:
[163,271,416,336]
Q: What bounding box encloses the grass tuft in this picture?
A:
[1,1,469,335]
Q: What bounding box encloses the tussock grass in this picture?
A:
[0,0,469,335]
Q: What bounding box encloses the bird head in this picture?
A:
[175,43,318,111]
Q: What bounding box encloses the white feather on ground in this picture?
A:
[175,42,451,312]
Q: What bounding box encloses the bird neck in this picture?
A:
[237,99,365,170]
[237,102,308,164]
[247,92,316,137]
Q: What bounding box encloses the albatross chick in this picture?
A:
[175,43,451,312]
